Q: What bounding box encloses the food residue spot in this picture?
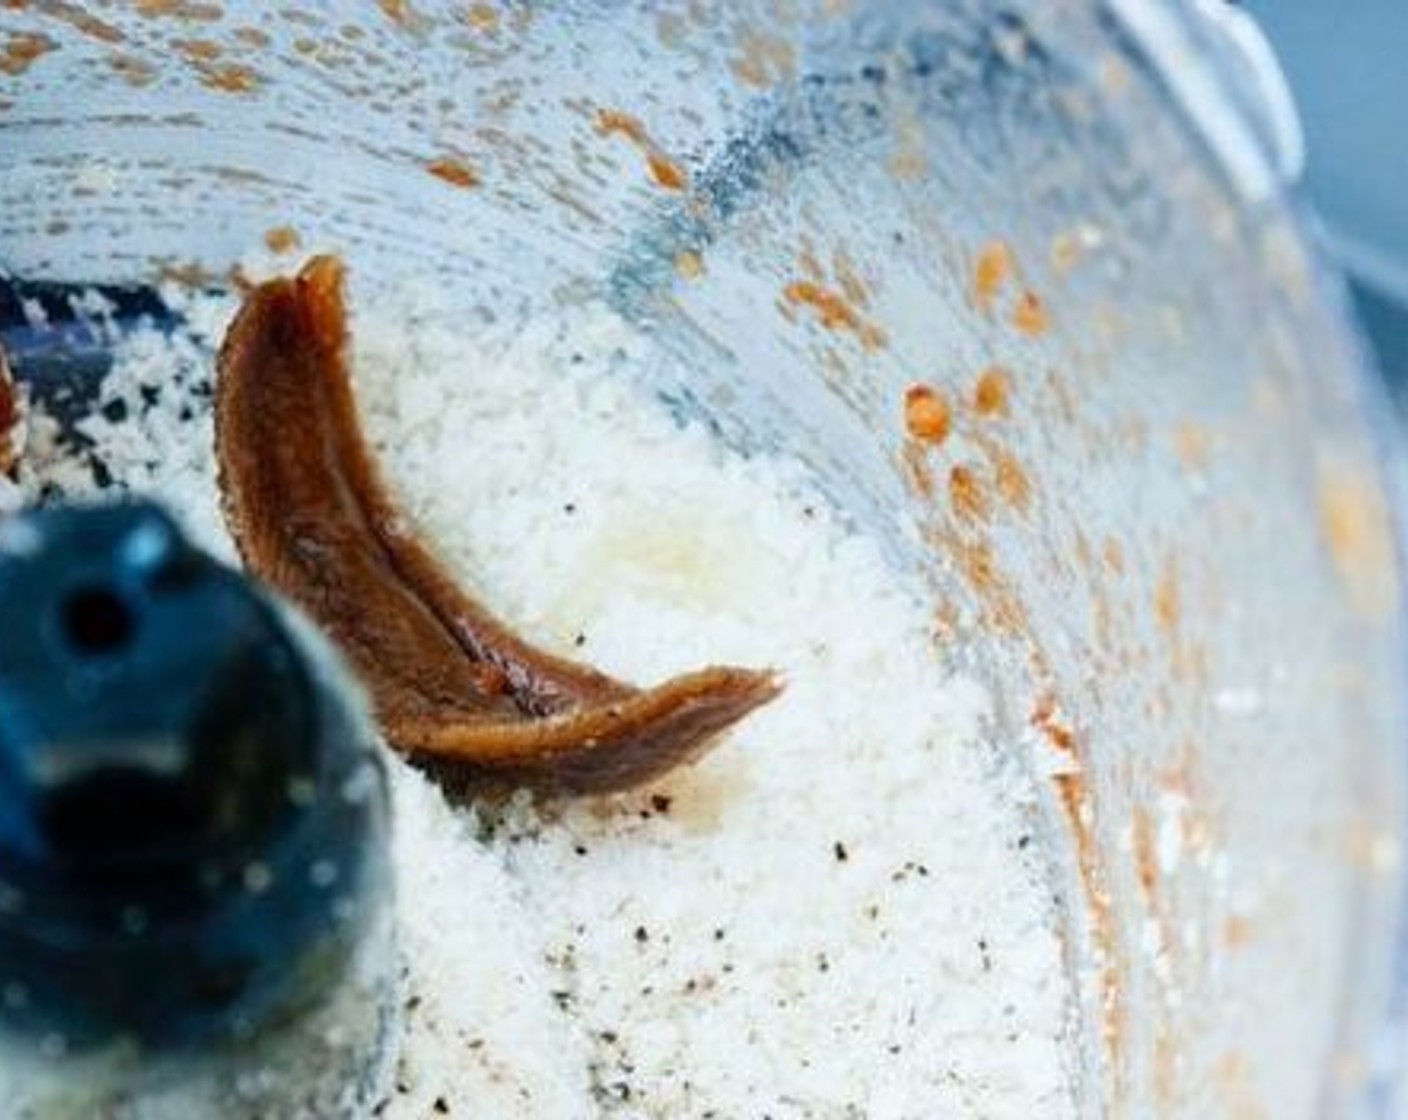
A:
[263,226,301,254]
[1223,915,1252,949]
[1132,807,1157,896]
[464,3,500,32]
[1174,421,1210,471]
[948,465,988,522]
[1153,557,1180,636]
[1031,694,1077,756]
[783,282,886,351]
[1316,455,1400,620]
[378,0,415,26]
[728,27,795,88]
[674,250,704,281]
[903,384,950,444]
[1012,291,1049,336]
[973,240,1013,311]
[134,0,223,22]
[833,252,869,308]
[173,37,222,61]
[233,26,271,47]
[993,451,1031,513]
[1050,232,1081,274]
[644,152,688,191]
[109,53,157,86]
[1,32,54,77]
[426,156,480,189]
[899,441,934,500]
[595,109,689,192]
[196,62,261,94]
[1101,537,1124,576]
[973,366,1010,417]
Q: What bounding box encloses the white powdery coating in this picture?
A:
[353,284,1076,1119]
[43,276,1076,1119]
[385,770,591,1118]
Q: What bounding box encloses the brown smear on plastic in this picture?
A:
[214,257,780,794]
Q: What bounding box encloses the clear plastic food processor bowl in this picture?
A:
[2,1,1406,1116]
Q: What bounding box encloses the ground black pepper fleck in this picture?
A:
[833,841,849,862]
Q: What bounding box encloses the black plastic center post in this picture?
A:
[0,501,389,1053]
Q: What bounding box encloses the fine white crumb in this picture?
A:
[26,271,1077,1119]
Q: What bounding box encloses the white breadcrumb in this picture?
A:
[22,267,1077,1120]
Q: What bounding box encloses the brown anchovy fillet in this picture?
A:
[0,342,20,480]
[214,256,780,794]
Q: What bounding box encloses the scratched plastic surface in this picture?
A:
[0,1,1405,1117]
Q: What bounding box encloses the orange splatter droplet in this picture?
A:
[206,63,260,93]
[1132,806,1157,896]
[645,151,688,191]
[993,451,1030,512]
[948,464,988,521]
[426,156,480,189]
[263,225,301,254]
[903,384,950,443]
[173,37,222,61]
[783,281,886,350]
[900,440,935,499]
[0,32,55,77]
[465,2,499,31]
[973,366,1010,417]
[378,0,414,26]
[1012,290,1049,336]
[596,109,690,192]
[1153,557,1180,635]
[674,250,704,280]
[973,239,1013,311]
[1102,536,1125,575]
[135,0,222,21]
